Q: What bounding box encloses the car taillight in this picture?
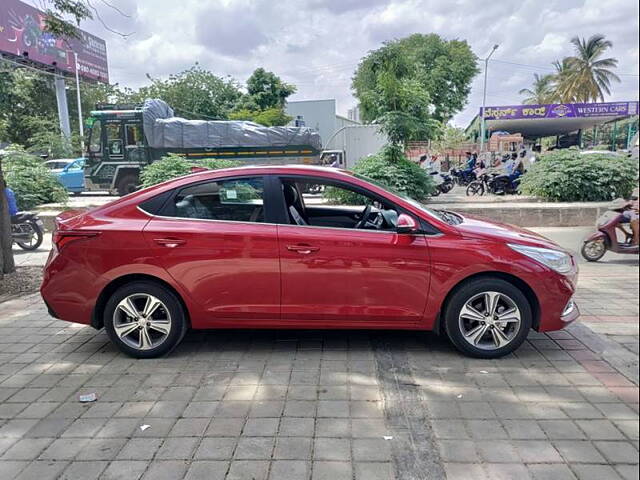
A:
[52,230,100,251]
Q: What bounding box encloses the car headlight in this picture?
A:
[508,243,572,274]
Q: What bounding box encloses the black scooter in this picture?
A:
[12,212,44,250]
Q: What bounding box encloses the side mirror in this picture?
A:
[396,213,417,234]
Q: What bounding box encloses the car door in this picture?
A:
[275,175,431,326]
[143,175,281,323]
[60,159,86,191]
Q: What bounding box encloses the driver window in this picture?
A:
[282,179,398,231]
[106,123,123,157]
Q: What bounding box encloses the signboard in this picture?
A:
[0,0,108,82]
[482,101,638,120]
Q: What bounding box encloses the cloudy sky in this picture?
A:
[78,0,638,127]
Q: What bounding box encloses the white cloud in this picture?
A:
[82,0,639,128]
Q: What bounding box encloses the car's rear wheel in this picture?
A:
[444,278,532,358]
[104,281,187,358]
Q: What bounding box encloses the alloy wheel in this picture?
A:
[458,291,522,350]
[113,294,172,350]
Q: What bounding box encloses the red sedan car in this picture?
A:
[41,165,579,359]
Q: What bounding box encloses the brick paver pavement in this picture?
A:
[0,261,638,479]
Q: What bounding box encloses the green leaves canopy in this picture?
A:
[352,33,478,145]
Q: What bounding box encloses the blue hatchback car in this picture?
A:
[45,158,86,195]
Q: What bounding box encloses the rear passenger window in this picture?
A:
[169,177,265,223]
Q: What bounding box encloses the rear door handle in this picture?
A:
[286,244,319,254]
[154,238,186,248]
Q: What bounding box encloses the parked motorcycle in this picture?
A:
[466,171,521,196]
[11,212,44,251]
[429,171,454,196]
[450,168,477,187]
[581,201,639,262]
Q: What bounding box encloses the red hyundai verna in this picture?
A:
[41,165,579,359]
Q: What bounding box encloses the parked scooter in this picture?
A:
[581,200,639,262]
[11,212,44,251]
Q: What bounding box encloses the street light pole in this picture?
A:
[479,44,499,152]
[73,51,85,153]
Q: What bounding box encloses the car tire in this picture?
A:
[444,278,532,359]
[104,281,187,358]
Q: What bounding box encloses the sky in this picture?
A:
[73,0,639,127]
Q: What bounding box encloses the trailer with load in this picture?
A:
[83,99,322,195]
[319,124,388,169]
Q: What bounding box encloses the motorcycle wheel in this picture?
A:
[15,220,44,251]
[431,187,441,197]
[581,240,606,262]
[441,181,454,194]
[466,181,484,196]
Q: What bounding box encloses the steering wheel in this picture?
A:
[354,204,372,229]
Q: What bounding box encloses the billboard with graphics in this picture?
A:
[482,101,638,121]
[0,0,108,82]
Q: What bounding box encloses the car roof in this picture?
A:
[45,158,75,163]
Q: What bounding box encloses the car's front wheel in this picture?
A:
[444,278,532,358]
[104,281,187,358]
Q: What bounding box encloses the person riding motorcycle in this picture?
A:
[3,180,18,220]
[621,187,639,245]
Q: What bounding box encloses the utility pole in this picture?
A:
[74,52,85,153]
[479,44,499,152]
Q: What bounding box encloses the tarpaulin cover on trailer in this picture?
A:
[141,99,321,150]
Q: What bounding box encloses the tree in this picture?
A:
[519,73,556,104]
[246,68,296,110]
[229,107,292,126]
[550,35,620,103]
[352,34,478,147]
[2,0,96,278]
[0,159,15,279]
[551,58,575,102]
[229,69,295,126]
[562,34,620,102]
[132,64,243,120]
[433,124,467,152]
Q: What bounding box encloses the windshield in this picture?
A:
[353,172,462,225]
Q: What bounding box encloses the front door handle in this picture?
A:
[154,238,186,248]
[286,244,319,254]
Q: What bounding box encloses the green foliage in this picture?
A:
[326,146,435,204]
[246,68,296,110]
[140,154,241,188]
[132,64,243,120]
[519,34,620,104]
[433,124,467,152]
[519,149,638,201]
[229,107,292,126]
[353,33,478,145]
[25,117,80,158]
[2,148,68,209]
[519,73,556,104]
[43,0,93,39]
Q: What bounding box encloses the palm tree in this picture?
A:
[562,34,620,102]
[552,58,576,102]
[519,73,555,104]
